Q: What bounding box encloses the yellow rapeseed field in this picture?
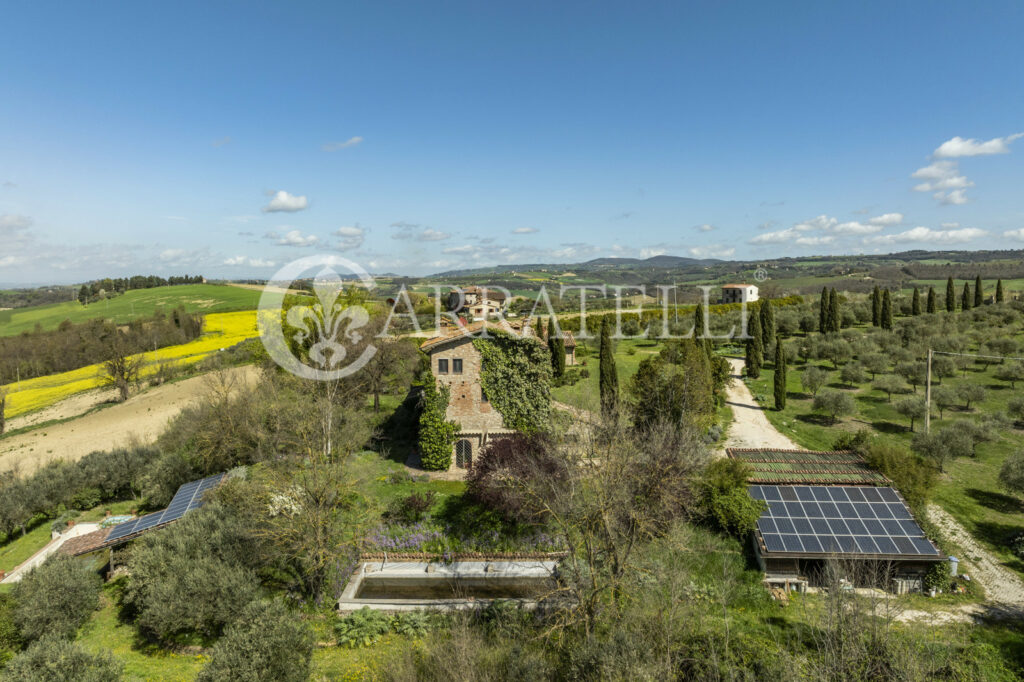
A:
[1,310,259,418]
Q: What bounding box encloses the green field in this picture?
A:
[550,337,665,413]
[0,284,261,336]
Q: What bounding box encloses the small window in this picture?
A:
[481,386,488,402]
[438,358,449,374]
[452,358,463,374]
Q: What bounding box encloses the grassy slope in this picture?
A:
[0,284,260,337]
[745,339,1024,579]
[550,338,664,412]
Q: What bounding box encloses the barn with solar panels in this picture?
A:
[728,449,945,593]
[60,472,229,561]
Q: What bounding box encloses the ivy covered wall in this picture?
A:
[473,332,552,433]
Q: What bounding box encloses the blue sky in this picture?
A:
[1,1,1023,284]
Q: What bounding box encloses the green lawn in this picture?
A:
[0,284,260,336]
[0,522,51,576]
[550,338,664,413]
[746,349,1024,579]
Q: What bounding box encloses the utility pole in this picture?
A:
[925,348,932,434]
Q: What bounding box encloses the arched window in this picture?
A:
[455,439,472,468]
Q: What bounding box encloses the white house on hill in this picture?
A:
[721,283,759,304]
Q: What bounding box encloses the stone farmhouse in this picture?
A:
[446,286,508,320]
[720,283,759,304]
[420,321,523,469]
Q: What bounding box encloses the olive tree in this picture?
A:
[813,389,855,425]
[801,366,829,397]
[999,452,1024,497]
[893,397,927,433]
[2,635,121,682]
[956,384,986,411]
[196,600,313,682]
[872,375,906,403]
[931,385,957,419]
[12,554,101,642]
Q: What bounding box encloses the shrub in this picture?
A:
[1009,532,1024,560]
[197,600,313,682]
[862,442,936,509]
[389,491,437,524]
[923,562,952,593]
[0,594,21,666]
[12,554,101,642]
[467,434,569,524]
[1,635,122,682]
[334,606,392,648]
[696,459,766,537]
[418,380,458,471]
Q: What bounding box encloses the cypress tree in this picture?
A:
[828,288,840,333]
[911,287,921,316]
[871,285,882,326]
[996,279,1005,303]
[819,286,828,333]
[759,299,775,350]
[946,277,955,312]
[546,318,565,377]
[534,316,543,338]
[598,316,618,419]
[975,275,983,307]
[773,335,787,410]
[746,310,763,378]
[694,302,712,357]
[927,286,936,313]
[961,282,971,311]
[881,289,893,330]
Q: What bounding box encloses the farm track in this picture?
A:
[0,365,259,475]
[720,358,799,452]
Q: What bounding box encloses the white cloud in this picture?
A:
[159,249,185,261]
[512,227,538,234]
[934,133,1023,158]
[262,190,309,213]
[830,221,884,235]
[865,226,987,245]
[442,244,476,254]
[1003,229,1024,241]
[224,256,275,267]
[640,248,667,258]
[276,229,319,247]
[693,223,716,232]
[793,215,837,232]
[868,213,903,226]
[322,136,364,151]
[418,228,450,241]
[333,225,365,251]
[749,228,801,244]
[911,160,974,204]
[688,244,735,258]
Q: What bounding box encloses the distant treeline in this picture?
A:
[78,274,205,305]
[0,307,203,383]
[0,286,77,310]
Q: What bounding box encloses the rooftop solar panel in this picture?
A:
[99,472,227,548]
[750,485,940,557]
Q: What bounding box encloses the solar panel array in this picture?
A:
[749,485,940,557]
[105,473,226,544]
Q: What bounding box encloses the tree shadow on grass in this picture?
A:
[795,413,834,427]
[972,520,1024,573]
[869,420,907,435]
[858,394,887,405]
[966,488,1024,515]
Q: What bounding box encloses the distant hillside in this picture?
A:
[0,284,261,337]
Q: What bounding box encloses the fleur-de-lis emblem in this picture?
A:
[284,268,369,369]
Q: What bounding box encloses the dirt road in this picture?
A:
[720,358,798,452]
[0,365,259,475]
[926,504,1024,615]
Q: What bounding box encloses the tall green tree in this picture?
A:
[871,285,882,326]
[598,316,618,420]
[911,287,921,316]
[961,282,972,311]
[975,275,984,307]
[746,310,763,378]
[927,286,936,313]
[546,318,565,378]
[818,286,828,333]
[828,287,840,333]
[996,279,1005,303]
[693,301,712,357]
[759,299,775,349]
[773,335,787,410]
[77,285,90,306]
[946,277,956,312]
[534,316,543,338]
[881,289,893,330]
